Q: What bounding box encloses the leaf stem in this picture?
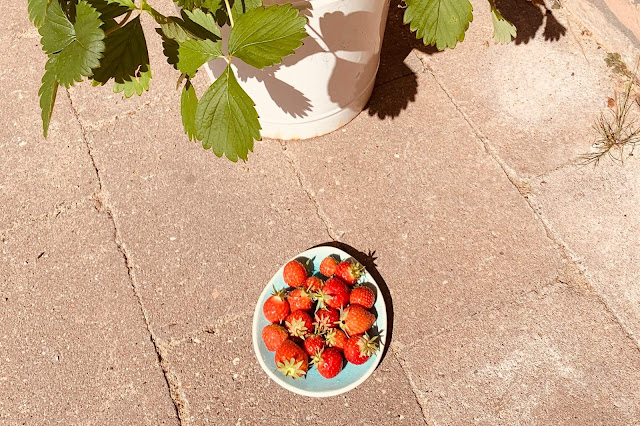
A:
[224,0,235,27]
[104,10,133,36]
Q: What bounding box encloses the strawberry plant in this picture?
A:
[29,0,515,162]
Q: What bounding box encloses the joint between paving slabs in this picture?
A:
[64,89,187,424]
[280,141,342,241]
[388,346,434,426]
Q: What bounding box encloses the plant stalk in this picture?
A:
[104,10,133,36]
[224,0,235,27]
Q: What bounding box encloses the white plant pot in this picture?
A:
[205,0,391,140]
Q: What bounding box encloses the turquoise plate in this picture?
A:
[252,245,387,397]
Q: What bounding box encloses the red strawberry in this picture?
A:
[350,286,375,309]
[314,307,340,334]
[285,310,313,339]
[325,328,348,351]
[304,276,324,292]
[335,260,365,286]
[287,288,313,312]
[344,333,379,365]
[261,324,289,351]
[312,348,344,379]
[319,256,338,277]
[275,340,308,379]
[262,287,290,323]
[283,260,308,288]
[316,277,350,310]
[303,334,325,356]
[337,305,376,336]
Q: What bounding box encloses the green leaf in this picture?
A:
[195,65,261,162]
[28,0,50,28]
[489,2,516,43]
[177,39,223,77]
[105,0,136,8]
[181,80,199,141]
[39,0,105,87]
[183,9,220,37]
[173,0,207,10]
[228,5,307,69]
[39,59,59,138]
[403,0,473,50]
[114,68,152,97]
[87,0,130,21]
[230,0,261,17]
[92,16,151,87]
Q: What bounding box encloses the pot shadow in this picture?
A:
[312,241,394,367]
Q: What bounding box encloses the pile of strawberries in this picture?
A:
[261,255,380,380]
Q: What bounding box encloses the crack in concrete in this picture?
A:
[64,90,187,425]
[418,54,640,352]
[279,141,342,241]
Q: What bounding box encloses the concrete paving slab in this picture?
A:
[0,37,98,229]
[0,205,178,424]
[532,160,640,344]
[397,282,640,425]
[83,104,328,340]
[283,71,565,346]
[413,1,615,177]
[162,314,426,425]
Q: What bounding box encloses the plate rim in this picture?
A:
[252,245,387,398]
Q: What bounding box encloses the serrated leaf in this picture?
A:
[195,65,261,162]
[39,59,59,138]
[230,0,261,17]
[228,5,307,69]
[183,9,220,37]
[173,0,207,10]
[105,0,136,8]
[181,80,198,141]
[92,16,150,87]
[177,39,223,77]
[404,0,473,50]
[87,0,130,21]
[114,68,151,97]
[40,0,105,87]
[489,2,516,43]
[28,0,50,28]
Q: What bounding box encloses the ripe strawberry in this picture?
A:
[275,340,308,379]
[343,333,379,365]
[350,285,375,309]
[261,324,289,351]
[262,287,290,323]
[285,310,313,339]
[335,260,365,286]
[312,348,344,379]
[303,334,325,356]
[325,328,348,351]
[304,276,323,292]
[337,305,375,336]
[315,277,350,310]
[287,288,313,312]
[314,307,340,334]
[319,256,338,277]
[283,260,308,288]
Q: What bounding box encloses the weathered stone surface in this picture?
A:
[397,283,640,425]
[532,160,640,344]
[283,72,565,346]
[0,206,178,424]
[163,314,426,425]
[83,104,328,339]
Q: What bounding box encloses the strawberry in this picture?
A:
[350,285,375,309]
[325,328,348,351]
[304,276,323,292]
[262,287,290,323]
[261,324,289,351]
[287,288,313,312]
[312,348,344,379]
[314,307,340,334]
[319,256,338,277]
[343,333,379,365]
[303,334,325,356]
[335,260,365,286]
[283,260,308,288]
[285,310,313,339]
[315,277,350,310]
[275,340,308,379]
[337,305,375,336]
